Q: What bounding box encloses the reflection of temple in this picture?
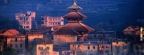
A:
[53,0,94,45]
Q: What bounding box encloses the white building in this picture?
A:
[41,16,64,27]
[15,11,36,30]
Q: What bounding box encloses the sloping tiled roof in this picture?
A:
[124,26,135,32]
[53,26,79,35]
[53,23,94,35]
[1,29,20,36]
[63,11,86,19]
[0,29,24,38]
[68,2,82,10]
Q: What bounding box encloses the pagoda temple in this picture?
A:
[53,0,94,45]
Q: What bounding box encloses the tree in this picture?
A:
[28,46,35,55]
[3,47,17,55]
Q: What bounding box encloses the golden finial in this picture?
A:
[74,0,77,5]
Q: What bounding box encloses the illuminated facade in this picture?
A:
[15,11,36,30]
[70,42,99,55]
[69,41,128,55]
[7,36,25,53]
[27,31,43,48]
[34,38,59,55]
[140,27,144,41]
[27,32,43,42]
[70,41,112,55]
[53,0,94,45]
[0,29,26,54]
[41,16,64,27]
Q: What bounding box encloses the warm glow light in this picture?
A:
[140,27,143,41]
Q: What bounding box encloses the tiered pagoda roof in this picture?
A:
[53,23,94,35]
[63,12,86,22]
[68,0,82,10]
[53,0,94,35]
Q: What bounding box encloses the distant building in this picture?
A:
[53,1,94,45]
[15,11,36,30]
[33,38,59,55]
[123,26,141,41]
[69,41,128,55]
[87,30,116,41]
[26,31,43,48]
[41,16,64,27]
[69,41,112,55]
[70,42,99,55]
[7,35,25,54]
[123,26,138,35]
[0,29,25,55]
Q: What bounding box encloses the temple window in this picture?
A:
[15,38,17,42]
[88,46,90,49]
[20,44,22,48]
[40,52,44,55]
[10,44,12,47]
[93,46,95,49]
[106,46,109,48]
[15,44,18,48]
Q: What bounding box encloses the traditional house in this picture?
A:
[0,29,25,54]
[26,31,43,48]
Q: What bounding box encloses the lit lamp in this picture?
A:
[140,27,143,41]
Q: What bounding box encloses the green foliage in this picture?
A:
[0,51,2,55]
[28,46,35,55]
[3,47,17,55]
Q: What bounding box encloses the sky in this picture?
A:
[0,0,144,32]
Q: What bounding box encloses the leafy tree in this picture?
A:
[3,47,17,55]
[28,46,35,55]
[0,51,2,55]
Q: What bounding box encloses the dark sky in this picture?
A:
[0,0,144,30]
